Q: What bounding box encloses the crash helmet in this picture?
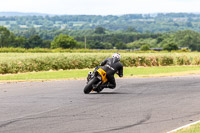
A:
[112,53,121,60]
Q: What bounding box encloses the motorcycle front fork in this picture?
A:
[87,71,92,83]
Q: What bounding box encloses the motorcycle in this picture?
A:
[83,67,108,94]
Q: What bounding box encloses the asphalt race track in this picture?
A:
[1,75,200,133]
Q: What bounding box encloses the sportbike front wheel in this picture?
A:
[83,78,98,94]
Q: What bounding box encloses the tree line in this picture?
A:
[1,26,200,51]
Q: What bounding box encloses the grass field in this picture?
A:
[173,122,200,133]
[1,52,200,81]
[1,66,200,82]
[2,52,200,61]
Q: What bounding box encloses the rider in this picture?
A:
[98,53,123,90]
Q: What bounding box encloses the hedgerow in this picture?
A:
[0,53,200,74]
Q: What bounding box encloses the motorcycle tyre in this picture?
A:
[83,77,99,94]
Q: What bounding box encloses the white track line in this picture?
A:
[167,120,200,133]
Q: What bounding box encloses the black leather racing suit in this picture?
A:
[100,57,123,89]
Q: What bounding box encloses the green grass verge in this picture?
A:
[174,122,200,133]
[0,66,200,82]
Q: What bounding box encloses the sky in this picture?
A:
[0,0,200,15]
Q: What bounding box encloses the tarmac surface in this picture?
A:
[0,75,200,133]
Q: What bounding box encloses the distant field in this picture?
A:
[1,52,200,74]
